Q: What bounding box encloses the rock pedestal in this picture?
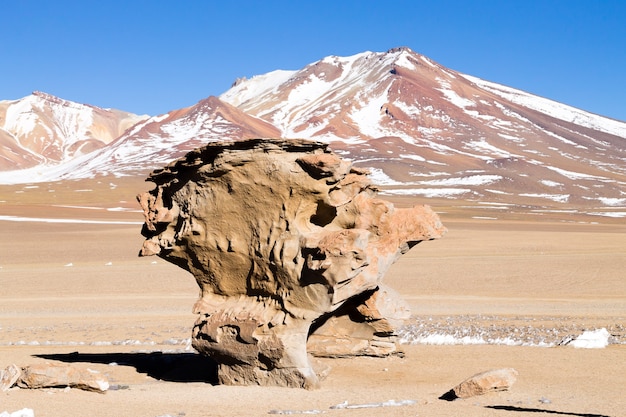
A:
[138,139,445,388]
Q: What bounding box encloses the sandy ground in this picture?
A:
[1,180,625,417]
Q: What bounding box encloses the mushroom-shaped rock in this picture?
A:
[137,139,445,388]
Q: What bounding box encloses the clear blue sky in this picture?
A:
[2,0,625,121]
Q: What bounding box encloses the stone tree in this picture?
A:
[137,139,445,388]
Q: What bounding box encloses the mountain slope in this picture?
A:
[220,47,626,211]
[0,96,280,182]
[0,91,148,171]
[2,48,625,220]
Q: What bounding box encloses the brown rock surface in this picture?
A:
[17,363,109,392]
[0,364,21,391]
[137,138,446,388]
[442,368,519,400]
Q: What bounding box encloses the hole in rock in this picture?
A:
[310,201,337,227]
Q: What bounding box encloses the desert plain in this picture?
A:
[1,176,625,417]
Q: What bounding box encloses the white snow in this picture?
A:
[394,100,421,116]
[330,399,416,410]
[465,139,520,158]
[419,174,502,186]
[367,168,405,186]
[4,96,39,137]
[497,133,525,143]
[380,188,471,198]
[519,193,570,203]
[398,333,546,347]
[598,197,626,206]
[286,74,333,109]
[0,409,35,417]
[349,92,389,139]
[0,215,142,225]
[395,50,417,70]
[420,55,437,68]
[463,74,626,139]
[219,70,296,107]
[586,211,626,218]
[485,188,513,195]
[540,180,563,187]
[399,153,426,162]
[4,93,97,162]
[544,166,608,181]
[436,78,475,109]
[568,328,610,349]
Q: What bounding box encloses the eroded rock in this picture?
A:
[138,139,445,388]
[0,364,21,391]
[441,368,519,400]
[17,363,109,392]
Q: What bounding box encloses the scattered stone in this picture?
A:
[108,384,130,391]
[440,368,518,400]
[17,363,109,392]
[0,364,21,391]
[330,399,417,409]
[138,139,445,388]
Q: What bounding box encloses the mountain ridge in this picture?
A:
[0,91,148,171]
[1,47,625,220]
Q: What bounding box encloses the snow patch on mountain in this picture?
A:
[436,78,475,109]
[220,70,296,107]
[350,93,389,139]
[4,96,40,137]
[381,188,472,198]
[418,175,502,186]
[463,74,626,138]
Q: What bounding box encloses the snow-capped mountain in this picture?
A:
[0,91,148,171]
[1,47,625,218]
[220,47,626,211]
[0,96,279,183]
[54,96,280,179]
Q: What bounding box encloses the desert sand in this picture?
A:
[1,177,625,417]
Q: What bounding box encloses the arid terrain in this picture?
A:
[1,176,625,417]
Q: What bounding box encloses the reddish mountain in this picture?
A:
[8,96,281,181]
[1,48,625,220]
[0,91,147,171]
[220,47,626,213]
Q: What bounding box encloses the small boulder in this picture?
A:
[0,364,21,391]
[17,363,109,392]
[441,368,518,400]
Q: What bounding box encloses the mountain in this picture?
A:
[47,96,281,180]
[0,91,148,171]
[0,95,279,183]
[220,47,626,212]
[1,47,625,219]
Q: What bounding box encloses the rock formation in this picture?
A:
[137,138,446,388]
[441,368,519,400]
[0,364,21,391]
[7,363,109,392]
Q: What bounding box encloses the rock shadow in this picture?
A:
[485,405,612,417]
[35,351,218,384]
[438,389,458,401]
